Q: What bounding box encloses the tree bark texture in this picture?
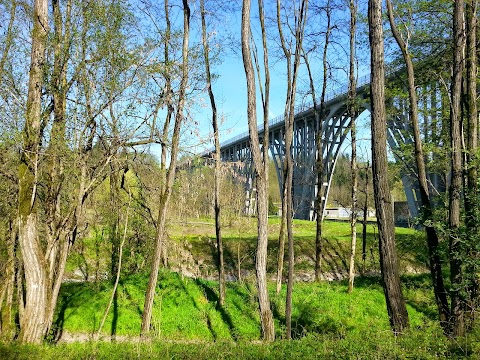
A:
[0,219,17,340]
[17,0,49,344]
[141,0,190,336]
[241,0,274,341]
[368,0,409,334]
[347,0,358,294]
[464,0,479,325]
[449,0,466,337]
[200,0,226,306]
[386,0,450,328]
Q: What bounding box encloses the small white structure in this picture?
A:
[324,206,375,219]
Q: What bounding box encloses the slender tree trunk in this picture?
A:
[314,0,332,281]
[17,0,49,344]
[109,162,120,280]
[200,0,225,306]
[302,49,323,281]
[464,0,478,326]
[97,196,130,338]
[141,0,190,336]
[276,212,286,294]
[347,0,358,294]
[386,0,450,329]
[0,219,17,340]
[368,0,409,334]
[276,0,308,339]
[362,163,369,271]
[449,0,466,337]
[241,0,274,341]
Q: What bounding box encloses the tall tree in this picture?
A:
[0,0,18,341]
[200,0,226,306]
[141,0,191,336]
[368,0,409,334]
[347,0,358,294]
[276,0,308,339]
[464,0,478,326]
[386,0,450,328]
[449,0,466,337]
[315,0,333,281]
[241,0,275,341]
[17,0,49,343]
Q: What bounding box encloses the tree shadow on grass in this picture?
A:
[175,273,218,341]
[401,274,440,321]
[51,286,75,343]
[122,284,143,317]
[51,283,95,343]
[323,237,349,273]
[194,279,240,341]
[111,286,118,339]
[345,274,439,321]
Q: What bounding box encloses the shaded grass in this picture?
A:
[33,218,478,358]
[168,218,427,280]
[3,327,480,359]
[53,271,262,341]
[54,270,444,342]
[52,218,436,343]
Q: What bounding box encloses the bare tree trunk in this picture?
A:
[386,0,450,329]
[314,0,332,281]
[464,0,478,327]
[302,47,324,281]
[362,162,370,272]
[347,0,358,294]
[276,0,308,339]
[200,0,225,306]
[141,0,190,336]
[97,196,130,338]
[276,213,286,294]
[449,0,466,337]
[17,0,49,344]
[0,219,17,340]
[368,0,409,334]
[241,0,274,341]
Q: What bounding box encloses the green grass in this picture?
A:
[165,218,425,280]
[53,271,261,340]
[53,271,444,341]
[7,218,475,358]
[54,218,434,342]
[3,323,480,359]
[3,272,479,358]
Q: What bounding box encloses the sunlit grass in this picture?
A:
[5,270,477,358]
[25,217,476,358]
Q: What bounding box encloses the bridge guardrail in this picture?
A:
[218,72,371,150]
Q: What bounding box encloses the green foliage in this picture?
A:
[3,273,479,358]
[268,196,278,216]
[52,270,262,341]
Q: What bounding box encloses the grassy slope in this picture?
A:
[167,218,429,279]
[5,274,480,358]
[4,219,479,358]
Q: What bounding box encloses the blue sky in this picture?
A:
[184,0,374,162]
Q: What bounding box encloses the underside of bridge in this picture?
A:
[217,81,446,223]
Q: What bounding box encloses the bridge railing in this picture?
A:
[219,72,371,149]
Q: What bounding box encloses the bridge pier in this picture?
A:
[215,80,445,224]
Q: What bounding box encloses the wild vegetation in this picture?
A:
[0,0,479,358]
[2,219,480,358]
